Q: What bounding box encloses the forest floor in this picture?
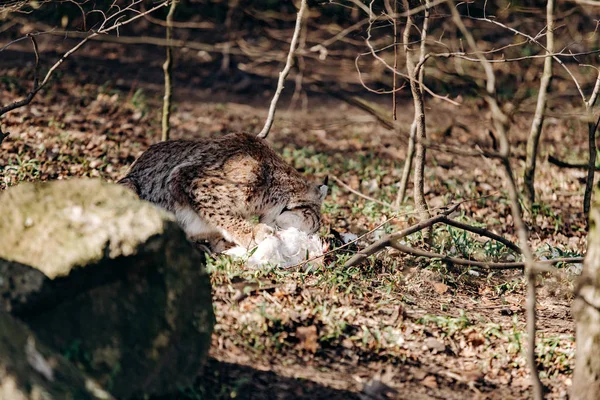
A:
[0,42,591,399]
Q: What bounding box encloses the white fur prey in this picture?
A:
[224,227,325,268]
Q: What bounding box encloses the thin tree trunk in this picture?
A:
[402,0,430,222]
[257,0,308,139]
[161,0,176,142]
[584,118,600,218]
[395,0,428,208]
[523,0,554,207]
[583,72,600,219]
[573,206,600,399]
[392,0,398,121]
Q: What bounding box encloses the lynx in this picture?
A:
[118,132,327,250]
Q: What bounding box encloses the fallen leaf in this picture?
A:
[422,375,438,389]
[433,282,449,294]
[296,325,318,353]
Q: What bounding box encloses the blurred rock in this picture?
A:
[0,311,113,400]
[0,179,214,399]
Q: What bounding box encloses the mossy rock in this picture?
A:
[0,311,114,400]
[0,179,214,399]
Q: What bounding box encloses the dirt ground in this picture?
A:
[1,39,590,399]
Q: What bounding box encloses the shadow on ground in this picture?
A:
[152,357,361,400]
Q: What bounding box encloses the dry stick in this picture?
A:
[343,203,524,267]
[0,1,170,137]
[161,0,176,142]
[389,243,581,271]
[257,0,307,139]
[524,0,554,208]
[449,3,543,398]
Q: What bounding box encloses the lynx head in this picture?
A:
[275,176,328,234]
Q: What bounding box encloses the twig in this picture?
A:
[392,0,398,121]
[0,34,39,145]
[257,0,308,139]
[345,203,461,267]
[0,34,40,116]
[548,155,600,170]
[443,218,521,254]
[331,176,398,210]
[161,0,177,141]
[389,243,581,271]
[327,91,398,131]
[0,1,171,127]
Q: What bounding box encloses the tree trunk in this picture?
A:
[573,203,600,399]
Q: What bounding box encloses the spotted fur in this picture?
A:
[118,132,327,249]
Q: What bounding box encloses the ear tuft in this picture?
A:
[318,184,328,200]
[322,175,329,186]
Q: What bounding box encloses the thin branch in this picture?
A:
[257,0,308,139]
[0,34,39,145]
[548,155,600,170]
[467,13,586,104]
[443,218,521,254]
[401,0,431,227]
[345,203,461,267]
[524,0,554,207]
[161,0,177,141]
[450,2,544,397]
[331,176,398,210]
[0,34,40,116]
[0,1,171,127]
[389,243,582,271]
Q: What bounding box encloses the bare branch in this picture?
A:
[161,0,177,142]
[0,34,40,116]
[257,0,308,139]
[449,3,544,397]
[0,1,171,131]
[331,176,398,210]
[345,203,461,267]
[524,0,554,207]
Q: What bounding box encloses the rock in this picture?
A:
[0,179,214,399]
[0,310,113,400]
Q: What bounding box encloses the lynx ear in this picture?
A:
[322,175,329,186]
[318,183,328,200]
